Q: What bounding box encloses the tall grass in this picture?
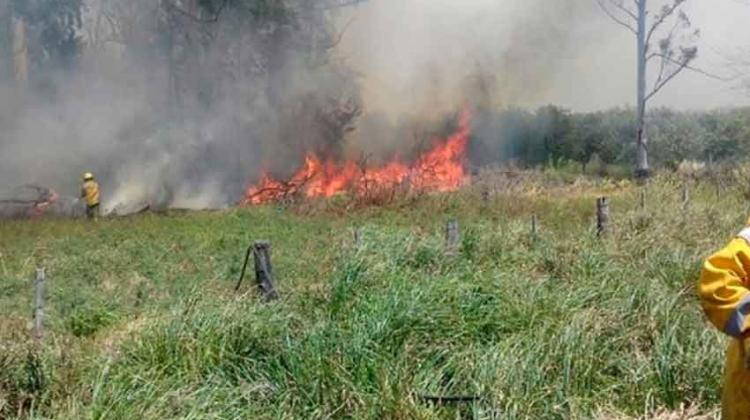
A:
[0,172,737,418]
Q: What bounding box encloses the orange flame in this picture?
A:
[245,109,471,205]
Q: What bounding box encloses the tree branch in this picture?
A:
[597,0,637,35]
[612,0,638,20]
[646,1,683,45]
[646,52,661,62]
[645,59,688,102]
[652,52,668,93]
[650,52,734,81]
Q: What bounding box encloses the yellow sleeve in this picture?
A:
[698,235,750,338]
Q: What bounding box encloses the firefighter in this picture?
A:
[698,219,750,419]
[81,172,100,219]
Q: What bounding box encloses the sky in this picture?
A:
[337,0,750,116]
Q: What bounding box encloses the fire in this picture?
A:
[245,109,471,205]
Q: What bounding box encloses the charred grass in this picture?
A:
[0,172,738,419]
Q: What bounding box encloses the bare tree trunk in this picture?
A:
[11,16,28,87]
[598,0,696,182]
[635,0,649,180]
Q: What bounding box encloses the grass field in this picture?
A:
[0,172,742,419]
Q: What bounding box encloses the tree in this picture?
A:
[648,108,706,168]
[5,0,83,89]
[536,105,574,164]
[0,0,29,84]
[11,11,28,85]
[596,0,699,179]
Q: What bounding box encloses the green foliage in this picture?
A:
[473,106,750,172]
[472,106,635,170]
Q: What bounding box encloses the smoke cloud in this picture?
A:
[338,0,750,117]
[0,0,748,213]
[339,0,595,116]
[0,0,362,211]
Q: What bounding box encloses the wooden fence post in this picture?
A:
[253,241,278,302]
[531,214,538,238]
[446,219,460,255]
[682,183,690,208]
[234,241,278,301]
[34,268,44,341]
[640,188,646,211]
[354,229,363,249]
[597,197,609,237]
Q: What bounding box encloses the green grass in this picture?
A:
[0,173,738,418]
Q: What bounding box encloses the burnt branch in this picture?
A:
[247,171,317,204]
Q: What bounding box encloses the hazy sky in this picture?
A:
[338,0,750,115]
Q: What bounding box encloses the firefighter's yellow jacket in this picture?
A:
[699,224,750,420]
[81,180,100,207]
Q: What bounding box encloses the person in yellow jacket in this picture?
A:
[80,172,100,219]
[699,221,750,419]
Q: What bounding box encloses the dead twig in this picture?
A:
[415,393,482,405]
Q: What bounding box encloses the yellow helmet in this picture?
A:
[83,172,94,181]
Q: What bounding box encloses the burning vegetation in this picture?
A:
[245,110,472,205]
[0,184,60,218]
